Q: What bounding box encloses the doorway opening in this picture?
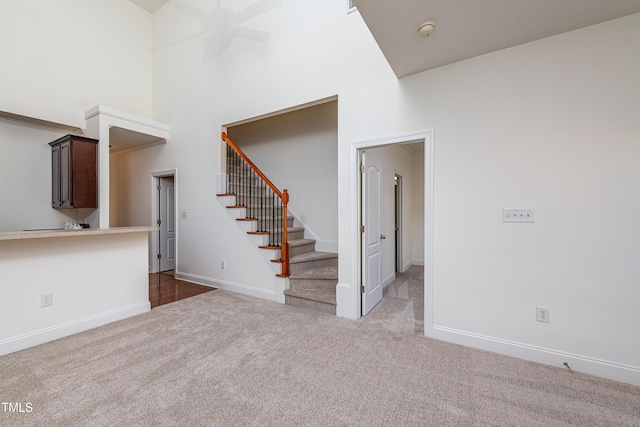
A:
[151,170,177,274]
[352,130,433,335]
[358,146,418,317]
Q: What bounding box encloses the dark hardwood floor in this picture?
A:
[149,271,216,308]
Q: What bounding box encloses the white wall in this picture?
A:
[110,151,135,227]
[339,14,640,382]
[140,1,640,383]
[0,0,153,232]
[227,101,338,248]
[0,0,152,126]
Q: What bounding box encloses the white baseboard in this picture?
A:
[175,271,278,302]
[315,240,338,253]
[0,302,150,357]
[382,272,396,289]
[412,259,424,266]
[428,325,640,387]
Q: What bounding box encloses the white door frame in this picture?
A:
[150,169,178,274]
[394,173,403,273]
[346,130,434,337]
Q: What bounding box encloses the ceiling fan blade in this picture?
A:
[232,0,282,25]
[231,27,271,42]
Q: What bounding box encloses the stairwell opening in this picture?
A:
[221,98,339,314]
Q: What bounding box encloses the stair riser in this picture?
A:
[288,229,304,240]
[256,218,293,229]
[242,217,286,229]
[239,208,283,218]
[226,183,266,194]
[227,176,279,189]
[289,257,338,274]
[232,194,279,205]
[285,295,336,315]
[289,278,338,291]
[251,210,285,217]
[226,179,268,188]
[228,182,271,191]
[289,242,316,258]
[249,228,300,239]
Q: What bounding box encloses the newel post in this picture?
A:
[280,189,290,277]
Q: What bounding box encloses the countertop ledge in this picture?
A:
[0,226,158,241]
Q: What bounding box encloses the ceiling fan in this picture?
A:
[160,0,282,60]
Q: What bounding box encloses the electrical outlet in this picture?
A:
[40,293,53,308]
[221,261,225,270]
[536,306,550,323]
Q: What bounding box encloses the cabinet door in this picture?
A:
[49,135,98,209]
[60,141,72,208]
[51,144,61,207]
[70,139,97,208]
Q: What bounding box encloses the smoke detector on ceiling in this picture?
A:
[417,21,436,37]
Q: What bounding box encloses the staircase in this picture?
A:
[217,133,338,315]
[286,243,338,315]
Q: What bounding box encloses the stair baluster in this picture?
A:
[221,132,290,277]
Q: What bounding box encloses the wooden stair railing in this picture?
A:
[221,132,290,278]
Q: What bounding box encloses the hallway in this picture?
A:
[361,265,424,335]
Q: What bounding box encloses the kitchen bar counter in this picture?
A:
[0,226,156,241]
[1,226,156,356]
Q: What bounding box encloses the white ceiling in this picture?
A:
[353,0,640,77]
[109,127,165,154]
[129,0,169,14]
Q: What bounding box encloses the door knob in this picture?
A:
[380,234,386,240]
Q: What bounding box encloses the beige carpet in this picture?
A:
[1,288,639,426]
[364,266,425,336]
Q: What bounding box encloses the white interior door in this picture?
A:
[159,176,176,272]
[361,151,383,315]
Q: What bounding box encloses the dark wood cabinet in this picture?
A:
[49,135,98,209]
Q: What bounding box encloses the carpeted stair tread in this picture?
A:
[284,288,336,305]
[257,226,304,233]
[290,266,338,280]
[288,239,316,247]
[290,251,338,264]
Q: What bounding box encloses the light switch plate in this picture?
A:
[503,208,535,223]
